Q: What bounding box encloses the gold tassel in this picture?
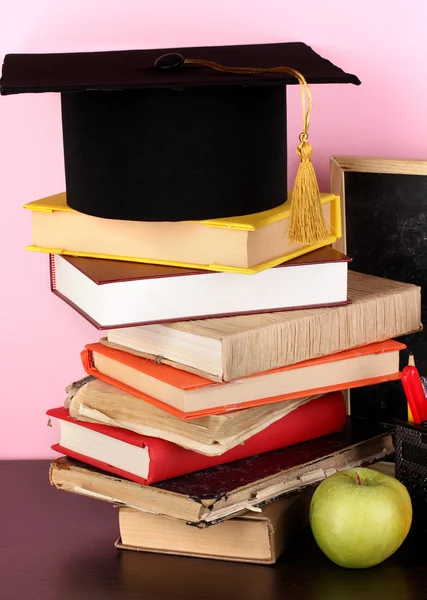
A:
[179,57,330,244]
[288,133,329,244]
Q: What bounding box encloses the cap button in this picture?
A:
[154,53,184,70]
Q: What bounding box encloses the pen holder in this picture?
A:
[394,420,427,534]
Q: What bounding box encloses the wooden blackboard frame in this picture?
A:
[330,156,427,254]
[330,155,427,418]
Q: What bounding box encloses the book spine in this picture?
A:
[81,346,95,371]
[49,254,57,291]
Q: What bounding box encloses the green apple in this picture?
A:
[309,467,412,569]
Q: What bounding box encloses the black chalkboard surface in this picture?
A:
[330,157,427,421]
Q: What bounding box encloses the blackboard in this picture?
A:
[331,157,427,421]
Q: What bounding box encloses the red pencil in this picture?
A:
[401,365,427,424]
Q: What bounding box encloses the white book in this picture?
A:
[50,247,350,329]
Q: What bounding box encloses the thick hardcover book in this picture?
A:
[24,191,341,274]
[49,417,393,525]
[104,270,421,381]
[81,340,404,418]
[47,393,346,484]
[116,462,395,563]
[49,247,351,329]
[115,489,314,564]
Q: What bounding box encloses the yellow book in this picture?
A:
[24,191,341,274]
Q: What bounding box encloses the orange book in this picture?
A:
[81,340,405,419]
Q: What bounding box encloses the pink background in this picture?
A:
[1,1,426,458]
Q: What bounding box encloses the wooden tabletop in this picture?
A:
[1,460,426,600]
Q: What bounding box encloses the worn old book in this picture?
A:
[49,418,393,525]
[47,394,346,484]
[68,379,327,456]
[24,191,341,274]
[49,248,351,329]
[82,340,404,418]
[116,462,392,563]
[115,489,314,564]
[104,271,421,381]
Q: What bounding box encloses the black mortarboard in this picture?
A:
[1,42,360,236]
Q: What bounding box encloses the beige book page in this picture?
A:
[69,379,315,455]
[165,272,421,379]
[32,211,249,267]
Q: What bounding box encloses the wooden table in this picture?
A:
[1,460,426,600]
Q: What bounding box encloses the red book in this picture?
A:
[47,392,346,485]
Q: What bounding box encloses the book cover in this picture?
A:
[52,246,349,283]
[24,191,339,231]
[47,392,346,485]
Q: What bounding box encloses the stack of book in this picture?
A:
[4,40,420,565]
[26,188,422,564]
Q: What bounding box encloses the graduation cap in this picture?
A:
[1,42,360,244]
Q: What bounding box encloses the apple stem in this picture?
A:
[356,473,362,485]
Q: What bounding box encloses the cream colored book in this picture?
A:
[24,191,341,274]
[115,490,313,564]
[82,340,402,418]
[104,271,421,381]
[68,379,317,456]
